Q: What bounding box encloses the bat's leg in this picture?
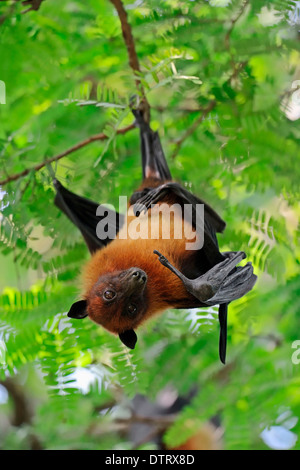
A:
[154,249,216,300]
[154,250,254,303]
[132,108,172,182]
[153,250,191,284]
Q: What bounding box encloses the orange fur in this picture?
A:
[82,200,200,335]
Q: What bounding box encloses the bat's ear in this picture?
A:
[67,300,88,319]
[119,329,137,349]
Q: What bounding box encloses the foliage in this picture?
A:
[0,0,299,450]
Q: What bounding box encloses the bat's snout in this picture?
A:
[130,268,147,285]
[119,267,148,295]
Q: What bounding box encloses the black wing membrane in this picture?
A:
[54,179,124,254]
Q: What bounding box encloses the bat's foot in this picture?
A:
[154,250,255,304]
[153,250,169,268]
[134,189,158,216]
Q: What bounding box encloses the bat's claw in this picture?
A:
[153,250,169,267]
[133,192,154,216]
[134,185,169,217]
[133,203,146,217]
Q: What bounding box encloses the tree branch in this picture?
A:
[1,0,148,188]
[0,0,45,20]
[0,123,135,186]
[89,410,176,447]
[0,377,43,449]
[21,0,45,14]
[109,0,150,122]
[109,0,140,76]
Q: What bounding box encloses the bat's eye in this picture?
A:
[127,304,137,316]
[103,290,116,301]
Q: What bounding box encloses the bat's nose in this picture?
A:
[131,268,147,284]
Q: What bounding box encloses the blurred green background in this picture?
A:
[0,0,299,450]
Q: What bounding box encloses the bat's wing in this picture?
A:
[54,179,124,254]
[154,249,257,363]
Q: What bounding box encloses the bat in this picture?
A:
[54,107,257,363]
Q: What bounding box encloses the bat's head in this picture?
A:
[67,267,148,349]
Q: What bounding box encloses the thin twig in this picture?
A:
[0,123,135,186]
[152,105,210,114]
[224,0,250,50]
[117,413,176,427]
[224,0,249,72]
[171,100,217,159]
